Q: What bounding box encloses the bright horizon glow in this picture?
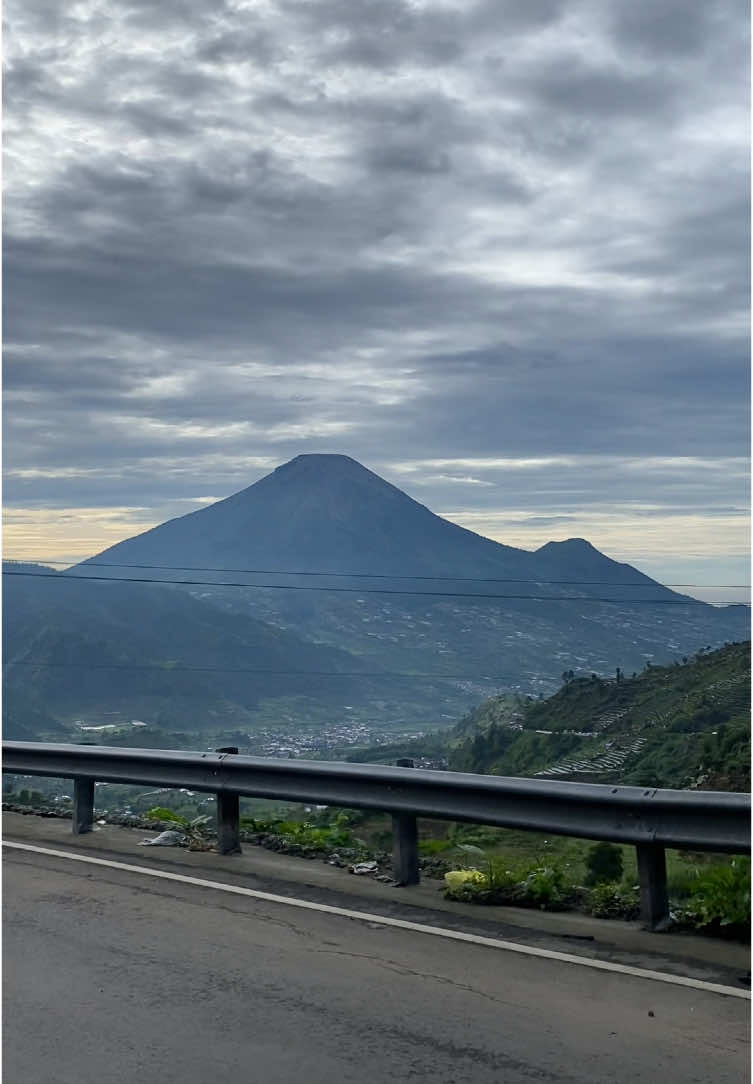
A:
[3,501,749,606]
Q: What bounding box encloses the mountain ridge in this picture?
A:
[77,453,538,579]
[78,455,679,598]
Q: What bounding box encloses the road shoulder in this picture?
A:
[4,811,749,989]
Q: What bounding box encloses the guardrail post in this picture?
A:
[392,759,419,886]
[636,842,669,930]
[73,778,94,835]
[215,747,241,855]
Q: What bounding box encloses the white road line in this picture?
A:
[4,840,750,1001]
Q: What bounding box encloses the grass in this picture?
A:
[440,827,749,930]
[415,822,737,907]
[307,812,737,903]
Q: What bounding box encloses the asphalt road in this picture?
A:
[4,847,749,1084]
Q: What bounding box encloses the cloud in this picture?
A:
[606,0,743,59]
[3,0,748,588]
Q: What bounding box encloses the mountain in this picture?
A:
[79,454,537,579]
[75,454,749,690]
[77,455,716,603]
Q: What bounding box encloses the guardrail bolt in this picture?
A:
[215,747,242,855]
[636,842,669,931]
[72,777,95,835]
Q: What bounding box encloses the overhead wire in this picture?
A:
[3,567,745,604]
[0,568,720,603]
[3,557,748,590]
[4,565,745,682]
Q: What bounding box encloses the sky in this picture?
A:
[3,0,750,604]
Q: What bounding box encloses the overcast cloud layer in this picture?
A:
[3,0,750,600]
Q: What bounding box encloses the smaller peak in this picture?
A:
[537,537,595,552]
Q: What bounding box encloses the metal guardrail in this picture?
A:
[3,741,750,930]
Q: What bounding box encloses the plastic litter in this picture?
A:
[138,830,187,847]
[349,860,378,875]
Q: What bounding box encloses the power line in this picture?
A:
[0,567,731,604]
[3,557,749,590]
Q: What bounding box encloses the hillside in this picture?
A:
[343,642,750,791]
[2,561,417,738]
[450,642,751,791]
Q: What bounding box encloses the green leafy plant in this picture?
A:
[585,881,640,920]
[484,858,530,902]
[518,862,571,909]
[239,814,368,856]
[675,858,751,930]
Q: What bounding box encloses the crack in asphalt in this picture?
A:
[309,945,524,1008]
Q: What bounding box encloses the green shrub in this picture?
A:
[675,858,751,930]
[239,815,367,855]
[585,842,624,886]
[585,882,640,920]
[518,862,571,909]
[486,857,525,897]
